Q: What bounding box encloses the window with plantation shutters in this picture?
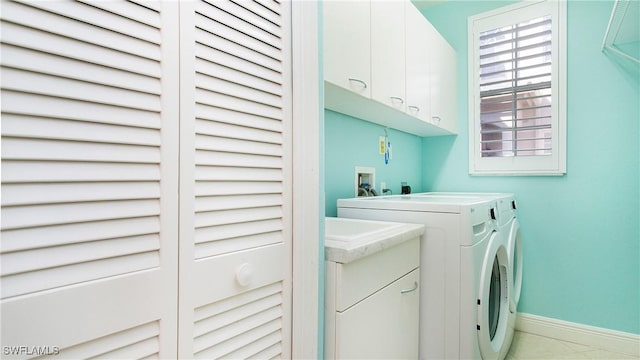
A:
[468,0,566,175]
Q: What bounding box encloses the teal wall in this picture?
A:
[421,0,640,334]
[324,110,424,216]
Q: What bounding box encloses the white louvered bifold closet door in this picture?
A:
[178,1,292,358]
[0,1,179,358]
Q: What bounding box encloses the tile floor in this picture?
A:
[506,331,639,359]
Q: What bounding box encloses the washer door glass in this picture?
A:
[478,231,510,359]
[509,219,523,312]
[488,256,503,340]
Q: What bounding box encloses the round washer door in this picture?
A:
[477,231,510,360]
[508,218,523,313]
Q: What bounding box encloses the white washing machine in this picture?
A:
[413,192,522,358]
[338,195,512,360]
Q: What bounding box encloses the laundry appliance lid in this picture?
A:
[337,195,495,214]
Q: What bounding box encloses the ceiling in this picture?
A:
[411,0,447,12]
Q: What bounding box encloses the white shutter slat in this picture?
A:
[195,194,282,212]
[194,282,282,321]
[195,166,282,182]
[131,0,162,13]
[88,336,159,360]
[226,0,281,29]
[195,182,282,197]
[200,0,282,50]
[2,234,159,276]
[0,22,161,78]
[196,118,282,144]
[194,307,281,354]
[195,134,282,156]
[1,182,160,207]
[196,57,283,98]
[194,29,281,75]
[0,1,160,61]
[195,206,282,228]
[16,0,161,45]
[196,87,282,121]
[2,68,161,112]
[1,161,160,183]
[196,71,282,108]
[1,91,160,129]
[195,3,281,62]
[2,138,161,164]
[195,219,282,245]
[1,217,160,253]
[191,271,284,358]
[195,319,281,359]
[245,338,282,359]
[1,252,160,298]
[1,44,161,95]
[1,199,160,230]
[195,42,281,85]
[194,291,282,338]
[77,0,162,28]
[196,151,282,169]
[2,115,161,147]
[54,321,159,360]
[254,0,281,17]
[195,103,281,132]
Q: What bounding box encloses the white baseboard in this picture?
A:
[516,313,640,357]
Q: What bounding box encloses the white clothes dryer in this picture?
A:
[415,193,522,312]
[413,192,522,358]
[338,195,512,360]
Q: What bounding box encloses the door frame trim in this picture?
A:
[291,1,322,358]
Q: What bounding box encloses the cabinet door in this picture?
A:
[335,269,420,359]
[0,1,179,357]
[429,26,458,133]
[324,1,370,97]
[371,1,406,111]
[178,1,293,358]
[405,4,431,122]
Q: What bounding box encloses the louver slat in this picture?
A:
[193,282,284,359]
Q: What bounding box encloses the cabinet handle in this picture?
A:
[390,96,404,104]
[432,116,442,124]
[408,105,420,113]
[401,281,418,294]
[348,78,368,89]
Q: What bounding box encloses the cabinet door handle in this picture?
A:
[432,116,441,124]
[390,96,404,104]
[348,78,368,89]
[401,281,418,294]
[408,105,420,113]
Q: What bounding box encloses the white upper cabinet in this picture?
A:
[371,1,406,111]
[323,0,457,137]
[427,21,458,133]
[323,1,371,98]
[405,3,431,123]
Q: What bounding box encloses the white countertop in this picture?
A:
[324,217,425,264]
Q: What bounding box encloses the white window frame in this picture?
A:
[468,0,566,176]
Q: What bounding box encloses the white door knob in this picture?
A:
[236,263,253,287]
